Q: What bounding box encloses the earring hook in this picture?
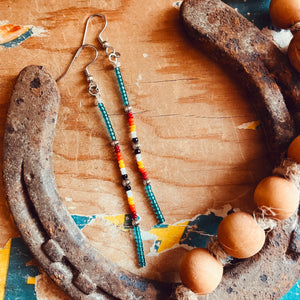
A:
[56,44,98,82]
[82,13,107,48]
[82,13,121,67]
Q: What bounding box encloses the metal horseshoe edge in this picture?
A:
[2,1,300,299]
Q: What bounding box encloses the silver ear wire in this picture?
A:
[82,13,121,68]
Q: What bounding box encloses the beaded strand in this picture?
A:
[114,66,165,224]
[96,95,146,267]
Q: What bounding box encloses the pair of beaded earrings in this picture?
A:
[57,14,165,268]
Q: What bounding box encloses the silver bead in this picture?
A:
[143,179,151,186]
[87,75,94,83]
[124,105,132,113]
[132,216,141,226]
[94,96,102,106]
[132,143,141,150]
[111,140,119,147]
[122,179,130,186]
[101,41,109,49]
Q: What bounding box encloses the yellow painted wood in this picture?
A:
[150,221,189,253]
[0,239,11,300]
[26,277,36,285]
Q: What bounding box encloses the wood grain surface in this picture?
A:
[0,0,272,299]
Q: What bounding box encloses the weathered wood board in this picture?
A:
[0,0,297,299]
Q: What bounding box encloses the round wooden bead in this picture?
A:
[217,212,265,259]
[287,135,300,163]
[269,0,300,29]
[288,32,300,73]
[179,248,223,295]
[254,176,299,220]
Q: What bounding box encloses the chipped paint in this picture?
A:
[136,73,142,88]
[104,214,132,230]
[0,215,96,299]
[26,277,36,285]
[148,221,189,254]
[0,21,47,48]
[172,1,183,9]
[0,239,11,300]
[104,205,234,255]
[237,120,261,130]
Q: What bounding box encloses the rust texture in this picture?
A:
[180,0,299,162]
[2,65,171,300]
[180,0,300,299]
[2,1,300,299]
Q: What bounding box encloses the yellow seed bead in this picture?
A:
[137,161,144,169]
[118,160,125,169]
[217,212,265,259]
[130,125,136,132]
[128,197,135,205]
[179,248,223,295]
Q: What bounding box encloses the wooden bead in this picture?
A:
[217,212,265,259]
[269,0,300,29]
[254,176,299,220]
[179,248,223,295]
[288,32,300,73]
[288,135,300,163]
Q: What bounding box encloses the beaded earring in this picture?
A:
[57,44,146,268]
[81,14,165,226]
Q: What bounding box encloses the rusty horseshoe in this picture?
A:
[2,0,300,299]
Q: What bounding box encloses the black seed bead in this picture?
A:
[135,148,141,154]
[124,185,131,191]
[132,137,139,144]
[122,174,128,180]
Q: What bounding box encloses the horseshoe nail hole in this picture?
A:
[30,77,41,89]
[260,274,268,282]
[15,98,24,105]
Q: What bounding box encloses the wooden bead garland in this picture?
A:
[269,0,300,29]
[288,135,300,163]
[269,0,300,71]
[254,176,299,220]
[217,212,265,259]
[179,248,223,295]
[179,135,300,295]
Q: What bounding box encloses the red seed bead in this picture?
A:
[128,112,134,119]
[254,176,299,220]
[217,212,265,259]
[129,204,136,213]
[139,167,146,173]
[116,152,122,161]
[141,172,148,180]
[114,145,120,153]
[287,135,300,163]
[179,248,223,295]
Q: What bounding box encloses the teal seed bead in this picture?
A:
[98,103,116,141]
[133,226,146,267]
[114,67,129,106]
[145,185,165,224]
